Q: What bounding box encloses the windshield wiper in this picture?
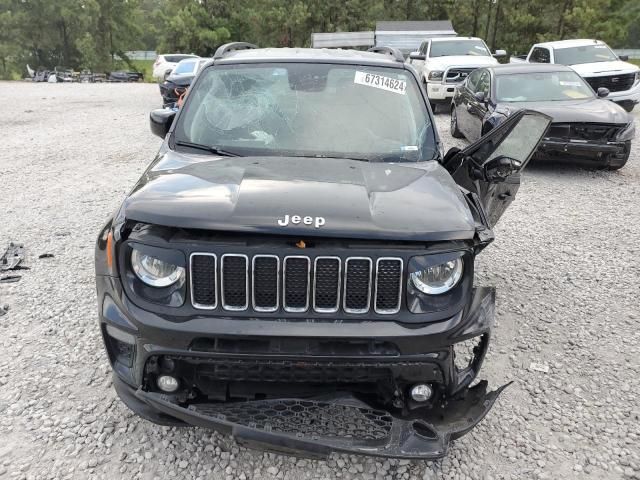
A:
[175,141,241,157]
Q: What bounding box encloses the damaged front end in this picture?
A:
[101,267,507,458]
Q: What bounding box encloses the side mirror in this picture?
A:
[493,49,507,57]
[409,52,426,61]
[597,87,610,98]
[482,155,522,182]
[618,54,629,61]
[150,109,176,138]
[474,91,486,103]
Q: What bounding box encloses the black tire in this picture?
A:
[430,102,438,114]
[450,107,464,138]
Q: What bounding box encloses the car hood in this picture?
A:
[427,56,498,69]
[497,98,630,124]
[569,60,639,76]
[120,152,475,241]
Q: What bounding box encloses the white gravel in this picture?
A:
[1,82,639,480]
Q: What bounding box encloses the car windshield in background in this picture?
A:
[175,63,436,162]
[496,71,594,102]
[164,55,197,63]
[173,60,197,75]
[554,45,618,65]
[430,40,490,57]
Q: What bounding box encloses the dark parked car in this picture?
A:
[109,70,144,82]
[96,43,551,459]
[450,63,634,170]
[159,57,211,107]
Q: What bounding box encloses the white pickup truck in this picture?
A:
[407,37,506,112]
[511,39,640,111]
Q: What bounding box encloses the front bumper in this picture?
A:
[605,80,640,103]
[537,138,630,165]
[98,274,506,459]
[114,375,508,459]
[426,82,459,101]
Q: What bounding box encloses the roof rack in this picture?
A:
[367,46,405,63]
[213,42,258,60]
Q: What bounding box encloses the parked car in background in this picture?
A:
[152,54,200,80]
[450,64,634,170]
[159,57,211,107]
[510,39,640,112]
[109,70,144,82]
[407,37,505,111]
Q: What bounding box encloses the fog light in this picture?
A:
[157,375,179,393]
[410,384,433,402]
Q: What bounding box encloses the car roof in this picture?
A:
[486,63,575,75]
[430,36,483,42]
[535,39,606,49]
[216,48,405,68]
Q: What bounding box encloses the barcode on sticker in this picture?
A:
[354,71,407,95]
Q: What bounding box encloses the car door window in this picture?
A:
[420,42,429,55]
[476,71,490,97]
[466,69,482,93]
[529,47,550,63]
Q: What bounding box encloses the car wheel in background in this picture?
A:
[450,107,464,138]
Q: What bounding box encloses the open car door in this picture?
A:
[444,109,551,228]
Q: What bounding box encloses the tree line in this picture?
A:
[1,0,639,79]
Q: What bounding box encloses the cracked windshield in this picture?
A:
[176,63,436,162]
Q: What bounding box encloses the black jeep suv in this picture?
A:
[95,43,551,459]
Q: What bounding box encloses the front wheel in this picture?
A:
[450,107,464,138]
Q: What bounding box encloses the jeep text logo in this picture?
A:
[277,215,325,228]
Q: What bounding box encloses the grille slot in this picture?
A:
[374,258,403,314]
[283,256,310,312]
[445,67,474,83]
[343,258,372,314]
[190,253,217,309]
[221,254,248,311]
[313,257,341,313]
[252,255,279,312]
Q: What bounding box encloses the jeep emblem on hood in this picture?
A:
[277,215,325,228]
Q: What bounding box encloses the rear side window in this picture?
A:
[529,48,550,63]
[173,60,197,75]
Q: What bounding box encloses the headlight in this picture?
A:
[410,258,463,295]
[616,122,636,141]
[428,70,444,81]
[131,249,185,287]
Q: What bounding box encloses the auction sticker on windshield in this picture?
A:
[354,71,406,95]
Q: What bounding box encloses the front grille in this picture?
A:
[190,253,403,315]
[546,123,621,142]
[445,68,474,83]
[584,73,636,93]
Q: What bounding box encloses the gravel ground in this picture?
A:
[0,82,639,480]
